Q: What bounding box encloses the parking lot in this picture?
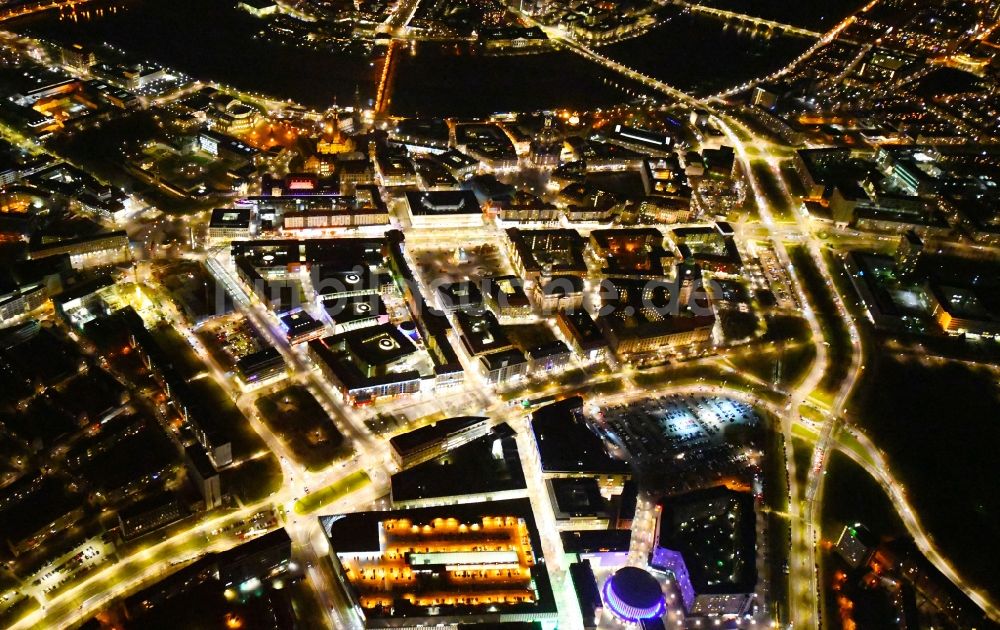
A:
[24,537,114,599]
[753,242,798,310]
[597,395,761,491]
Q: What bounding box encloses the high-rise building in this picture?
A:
[895,229,923,278]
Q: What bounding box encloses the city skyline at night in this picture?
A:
[0,0,998,629]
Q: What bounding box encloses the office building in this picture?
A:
[308,327,421,406]
[389,423,527,509]
[479,348,530,385]
[483,275,532,318]
[526,340,572,373]
[184,445,223,510]
[605,124,673,157]
[834,523,876,569]
[671,223,742,275]
[437,280,484,313]
[119,493,185,540]
[895,230,923,278]
[926,283,1000,337]
[546,477,612,530]
[534,275,584,314]
[589,228,671,278]
[434,149,479,180]
[27,231,131,269]
[569,560,603,629]
[0,283,47,324]
[216,528,292,588]
[279,310,326,344]
[326,294,389,333]
[556,309,608,362]
[505,228,588,280]
[456,310,514,357]
[404,190,483,228]
[495,192,560,223]
[597,277,716,359]
[389,416,492,469]
[235,347,286,386]
[529,397,630,492]
[207,208,252,242]
[649,488,757,617]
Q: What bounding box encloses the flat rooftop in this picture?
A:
[560,529,633,554]
[547,477,609,520]
[319,498,557,624]
[209,208,251,229]
[390,424,525,504]
[388,416,489,458]
[932,284,997,321]
[340,324,417,369]
[456,310,513,356]
[598,277,715,340]
[280,310,324,337]
[652,487,756,595]
[438,281,484,311]
[405,190,482,216]
[539,275,584,297]
[530,398,629,476]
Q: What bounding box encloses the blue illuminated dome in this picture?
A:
[603,566,666,622]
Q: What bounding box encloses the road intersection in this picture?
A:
[4,0,998,627]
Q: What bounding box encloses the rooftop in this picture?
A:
[390,424,525,504]
[547,477,609,520]
[651,487,756,595]
[590,228,671,277]
[456,310,513,356]
[319,498,557,624]
[506,228,587,275]
[480,348,529,371]
[438,281,484,312]
[560,529,633,554]
[209,208,251,229]
[530,397,629,476]
[405,190,482,216]
[388,416,490,458]
[279,310,325,338]
[340,324,417,371]
[540,275,585,297]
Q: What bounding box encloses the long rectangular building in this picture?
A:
[390,423,526,509]
[119,308,233,468]
[27,231,130,269]
[388,416,492,469]
[319,499,557,628]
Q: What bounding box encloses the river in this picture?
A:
[11,0,827,113]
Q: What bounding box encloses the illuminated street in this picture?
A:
[0,0,998,628]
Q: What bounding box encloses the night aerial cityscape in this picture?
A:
[0,0,999,628]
